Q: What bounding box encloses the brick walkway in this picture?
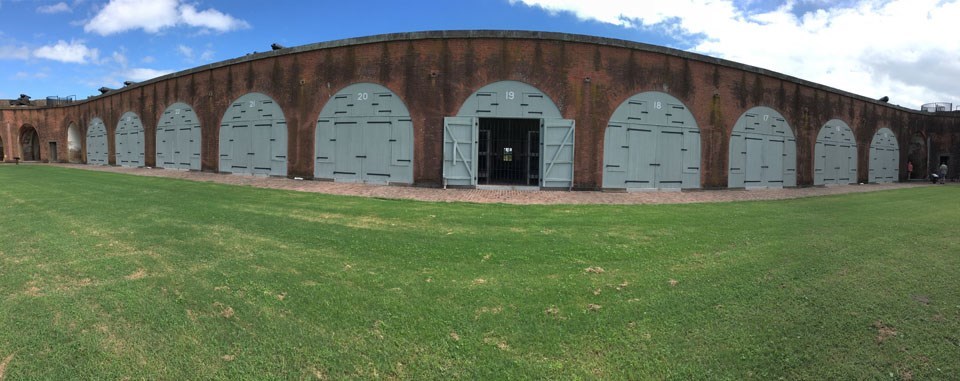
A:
[53,163,933,205]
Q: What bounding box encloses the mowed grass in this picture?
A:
[0,166,958,380]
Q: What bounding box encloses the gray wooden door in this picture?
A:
[219,93,287,176]
[603,91,701,189]
[315,83,414,184]
[115,112,144,167]
[541,119,575,189]
[157,103,201,170]
[85,118,109,165]
[443,116,478,187]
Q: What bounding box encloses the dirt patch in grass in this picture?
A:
[483,336,509,351]
[214,303,235,319]
[584,267,605,274]
[0,353,14,380]
[474,306,503,318]
[48,276,95,293]
[371,320,385,339]
[898,367,914,381]
[94,323,129,356]
[874,320,897,343]
[911,295,930,306]
[124,268,147,280]
[23,285,42,297]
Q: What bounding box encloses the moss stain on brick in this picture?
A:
[750,74,764,105]
[736,72,748,109]
[379,43,392,84]
[777,81,786,110]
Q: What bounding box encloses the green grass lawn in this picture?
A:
[1,165,958,380]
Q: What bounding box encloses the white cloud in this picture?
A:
[141,55,155,63]
[511,0,960,108]
[84,0,179,35]
[83,0,248,36]
[37,2,71,13]
[179,4,250,32]
[112,51,128,66]
[122,68,173,81]
[14,71,49,79]
[33,40,99,64]
[0,45,31,60]
[177,44,215,62]
[177,44,193,59]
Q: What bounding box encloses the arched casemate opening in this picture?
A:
[20,126,40,161]
[116,112,145,167]
[814,120,857,185]
[218,93,288,176]
[443,80,574,189]
[315,83,413,184]
[906,131,926,180]
[67,123,82,163]
[728,106,797,188]
[869,127,899,183]
[602,91,701,190]
[157,102,201,170]
[0,136,5,161]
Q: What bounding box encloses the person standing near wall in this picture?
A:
[907,160,913,180]
[938,161,948,184]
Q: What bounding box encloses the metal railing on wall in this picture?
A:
[921,102,953,112]
[45,95,76,107]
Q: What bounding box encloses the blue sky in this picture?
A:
[1,0,958,109]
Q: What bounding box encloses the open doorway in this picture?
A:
[20,127,40,161]
[49,142,58,162]
[478,118,540,185]
[67,123,82,163]
[443,80,574,189]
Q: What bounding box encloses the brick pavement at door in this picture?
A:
[55,163,932,205]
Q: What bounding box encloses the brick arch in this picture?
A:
[18,124,41,161]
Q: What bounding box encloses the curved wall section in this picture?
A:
[218,93,287,176]
[157,102,201,170]
[728,106,797,188]
[2,31,958,188]
[869,127,899,183]
[315,83,413,184]
[86,118,108,165]
[603,91,700,190]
